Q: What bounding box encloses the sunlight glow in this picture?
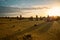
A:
[47,7,60,16]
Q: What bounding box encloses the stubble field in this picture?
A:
[0,18,60,40]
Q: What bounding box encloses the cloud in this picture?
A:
[0,6,20,13]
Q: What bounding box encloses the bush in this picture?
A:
[23,34,32,40]
[34,24,37,26]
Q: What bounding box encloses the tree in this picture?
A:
[29,16,33,21]
[20,15,22,20]
[46,15,51,22]
[40,16,43,20]
[36,15,38,21]
[17,16,19,19]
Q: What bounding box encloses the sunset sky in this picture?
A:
[0,0,60,17]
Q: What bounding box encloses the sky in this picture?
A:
[0,0,59,8]
[0,0,60,17]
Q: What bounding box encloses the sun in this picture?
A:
[47,7,60,16]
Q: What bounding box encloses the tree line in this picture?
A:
[19,15,60,22]
[0,15,60,22]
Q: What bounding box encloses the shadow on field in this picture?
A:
[38,22,53,34]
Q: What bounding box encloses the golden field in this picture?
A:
[0,18,60,40]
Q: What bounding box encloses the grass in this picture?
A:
[0,18,60,40]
